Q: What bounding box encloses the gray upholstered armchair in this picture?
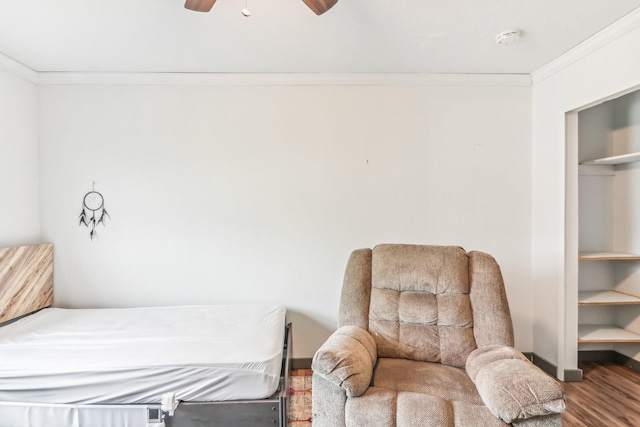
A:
[312,244,565,427]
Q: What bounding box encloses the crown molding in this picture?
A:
[36,72,530,87]
[0,50,530,87]
[0,52,38,83]
[532,7,640,85]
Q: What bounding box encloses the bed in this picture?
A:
[0,243,292,427]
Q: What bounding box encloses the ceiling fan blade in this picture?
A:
[184,0,217,12]
[301,0,338,15]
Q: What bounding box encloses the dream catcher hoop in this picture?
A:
[79,183,110,240]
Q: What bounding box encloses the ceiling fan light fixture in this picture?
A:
[241,0,250,17]
[495,29,521,46]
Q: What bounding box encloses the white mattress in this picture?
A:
[0,304,286,405]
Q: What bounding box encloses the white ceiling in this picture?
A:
[1,0,639,74]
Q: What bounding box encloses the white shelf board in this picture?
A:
[579,252,640,261]
[578,164,615,176]
[580,152,640,165]
[578,325,640,343]
[578,290,640,305]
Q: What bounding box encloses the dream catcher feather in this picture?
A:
[79,184,110,240]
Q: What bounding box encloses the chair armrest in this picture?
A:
[466,345,566,424]
[311,325,377,398]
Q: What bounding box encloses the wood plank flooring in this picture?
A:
[563,362,640,427]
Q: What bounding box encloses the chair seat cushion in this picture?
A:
[345,387,508,427]
[372,358,483,406]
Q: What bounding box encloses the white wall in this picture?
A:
[532,13,640,376]
[0,66,40,246]
[38,81,532,359]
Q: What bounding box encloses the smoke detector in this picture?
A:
[495,29,521,46]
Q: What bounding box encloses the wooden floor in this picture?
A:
[563,362,640,427]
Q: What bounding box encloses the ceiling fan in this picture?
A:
[184,0,338,15]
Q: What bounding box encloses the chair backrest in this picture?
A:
[337,244,514,368]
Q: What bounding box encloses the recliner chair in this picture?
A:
[312,244,565,426]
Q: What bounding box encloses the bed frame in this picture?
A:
[166,323,292,427]
[0,243,292,427]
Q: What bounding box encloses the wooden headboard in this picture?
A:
[0,243,53,323]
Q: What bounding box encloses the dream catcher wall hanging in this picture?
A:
[79,184,110,240]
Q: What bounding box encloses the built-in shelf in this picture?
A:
[579,252,640,261]
[573,95,640,375]
[579,290,640,305]
[578,325,640,343]
[580,152,640,165]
